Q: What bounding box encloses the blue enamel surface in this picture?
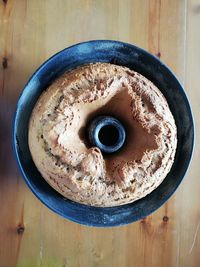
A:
[13,40,194,227]
[88,116,126,153]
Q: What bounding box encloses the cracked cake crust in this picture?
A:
[28,63,177,207]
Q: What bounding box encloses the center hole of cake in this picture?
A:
[98,125,119,146]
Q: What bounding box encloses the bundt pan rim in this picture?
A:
[13,40,194,227]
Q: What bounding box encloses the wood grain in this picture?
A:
[0,0,199,266]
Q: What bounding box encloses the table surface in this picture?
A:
[0,0,200,266]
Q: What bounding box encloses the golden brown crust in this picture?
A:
[28,63,177,207]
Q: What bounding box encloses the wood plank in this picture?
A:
[176,1,200,266]
[0,0,199,266]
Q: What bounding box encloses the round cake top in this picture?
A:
[28,63,177,207]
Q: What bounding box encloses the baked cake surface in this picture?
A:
[28,63,177,207]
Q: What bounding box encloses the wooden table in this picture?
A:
[0,0,199,266]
